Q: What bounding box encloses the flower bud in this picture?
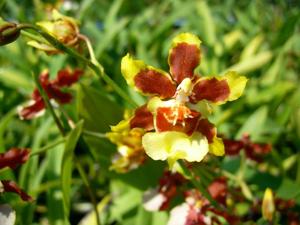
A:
[262,188,275,222]
[0,18,20,46]
[28,10,80,54]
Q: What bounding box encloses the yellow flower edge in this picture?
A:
[171,32,202,48]
[209,136,225,156]
[224,71,248,101]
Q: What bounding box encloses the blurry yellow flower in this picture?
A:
[107,119,146,173]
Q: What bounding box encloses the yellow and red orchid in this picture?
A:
[120,32,247,166]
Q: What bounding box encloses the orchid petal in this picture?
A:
[121,54,176,98]
[168,33,201,84]
[142,131,209,162]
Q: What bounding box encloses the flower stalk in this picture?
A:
[32,71,66,136]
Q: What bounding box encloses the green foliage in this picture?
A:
[61,120,83,222]
[0,0,299,224]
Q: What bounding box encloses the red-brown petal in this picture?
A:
[156,106,200,135]
[190,78,230,103]
[0,148,30,170]
[134,69,176,99]
[46,85,73,104]
[53,69,83,87]
[1,180,33,201]
[208,177,227,206]
[130,105,154,131]
[242,134,272,162]
[244,143,272,162]
[169,43,200,84]
[223,139,244,155]
[38,71,50,88]
[19,99,45,120]
[196,119,216,143]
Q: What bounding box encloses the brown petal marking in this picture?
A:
[134,69,176,99]
[0,148,30,170]
[156,106,200,135]
[196,119,215,143]
[1,180,33,201]
[130,105,154,131]
[169,43,200,84]
[190,78,230,103]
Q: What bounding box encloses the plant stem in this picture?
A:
[30,138,66,157]
[32,72,66,136]
[20,24,138,108]
[178,160,221,209]
[83,130,107,139]
[75,160,101,225]
[78,34,99,66]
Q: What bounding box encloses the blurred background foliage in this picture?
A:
[0,0,299,224]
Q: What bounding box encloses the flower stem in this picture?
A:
[75,160,101,225]
[178,160,221,209]
[33,72,101,225]
[78,34,99,66]
[83,130,107,139]
[32,72,66,136]
[30,138,66,157]
[20,24,138,108]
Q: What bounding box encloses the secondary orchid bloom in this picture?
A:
[143,171,185,211]
[106,114,147,173]
[28,10,80,54]
[19,68,82,120]
[121,32,247,165]
[0,148,30,170]
[223,134,271,162]
[167,178,239,225]
[0,148,32,201]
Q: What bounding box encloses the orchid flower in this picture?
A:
[120,33,247,166]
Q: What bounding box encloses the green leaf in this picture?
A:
[0,108,15,152]
[236,106,268,140]
[77,83,123,169]
[196,1,216,45]
[61,120,84,221]
[0,67,33,90]
[77,83,123,133]
[225,51,273,74]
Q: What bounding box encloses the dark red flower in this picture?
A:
[168,178,239,225]
[158,171,186,210]
[19,69,82,120]
[143,171,186,211]
[224,134,271,162]
[1,180,33,201]
[0,148,30,170]
[207,176,228,206]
